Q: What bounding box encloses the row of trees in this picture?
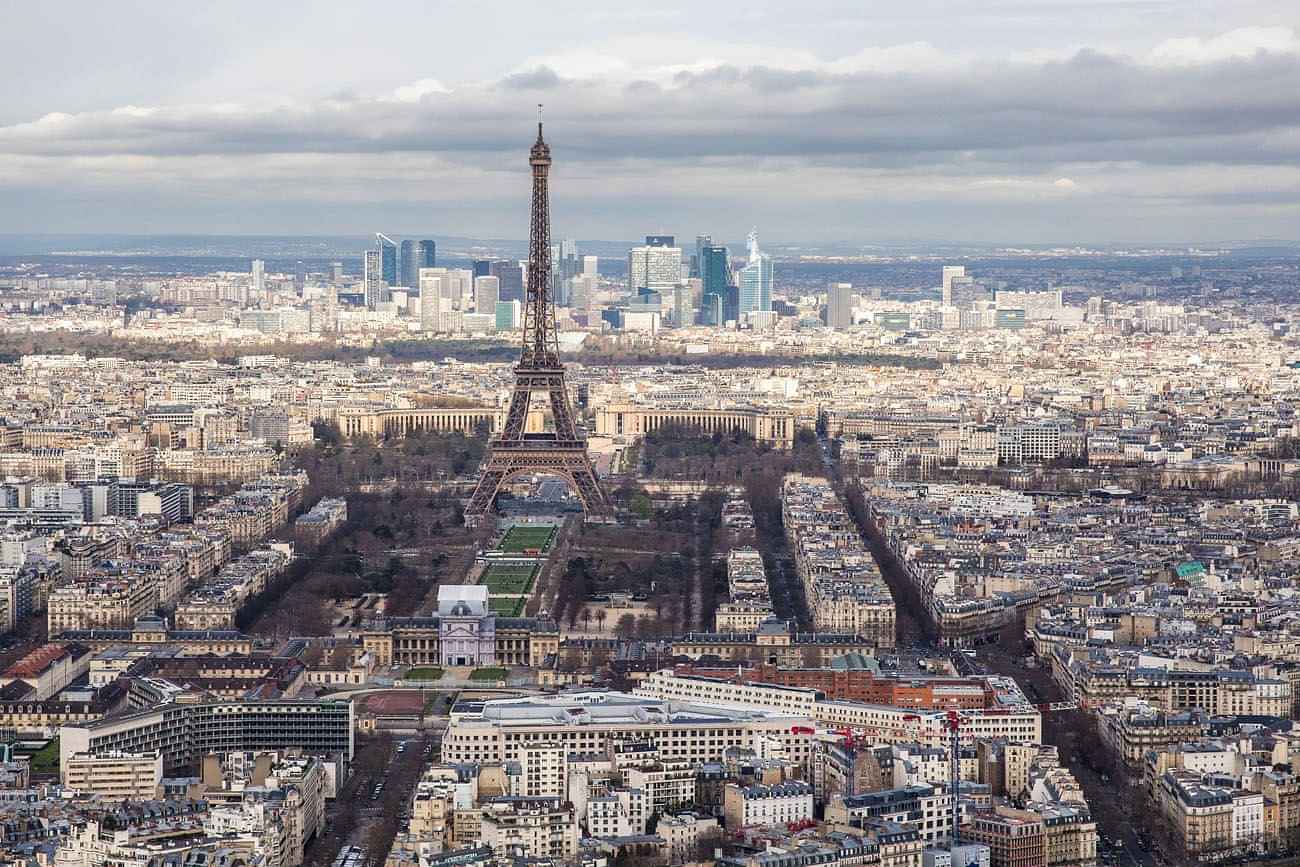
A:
[242,488,466,637]
[0,329,940,373]
[577,336,943,371]
[842,482,934,646]
[304,732,433,867]
[553,548,697,634]
[296,427,486,502]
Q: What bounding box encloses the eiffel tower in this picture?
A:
[463,121,609,525]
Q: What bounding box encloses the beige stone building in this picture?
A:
[64,750,164,798]
[478,796,578,861]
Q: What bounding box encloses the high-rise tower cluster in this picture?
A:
[362,233,436,310]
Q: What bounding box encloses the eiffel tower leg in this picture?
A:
[501,386,532,440]
[568,464,607,513]
[548,382,579,442]
[464,467,506,525]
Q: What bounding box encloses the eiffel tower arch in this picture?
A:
[464,122,610,526]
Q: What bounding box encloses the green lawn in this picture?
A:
[469,667,508,682]
[489,597,525,616]
[498,525,556,553]
[406,667,444,681]
[480,562,538,595]
[23,739,58,775]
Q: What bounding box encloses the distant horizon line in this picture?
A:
[1,231,1298,250]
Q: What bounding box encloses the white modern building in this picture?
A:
[738,230,772,317]
[628,244,681,294]
[442,691,816,768]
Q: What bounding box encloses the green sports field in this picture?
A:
[481,562,538,595]
[498,524,556,553]
[489,597,525,616]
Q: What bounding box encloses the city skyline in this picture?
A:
[3,7,1300,867]
[1,2,1299,243]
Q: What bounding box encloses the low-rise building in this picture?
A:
[724,781,814,829]
[63,750,163,798]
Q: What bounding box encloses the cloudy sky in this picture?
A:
[2,1,1299,245]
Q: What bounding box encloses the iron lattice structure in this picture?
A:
[463,123,609,524]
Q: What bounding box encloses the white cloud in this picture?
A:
[111,105,157,118]
[826,41,955,75]
[1148,26,1300,66]
[390,79,451,103]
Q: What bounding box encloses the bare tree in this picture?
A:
[301,643,325,667]
[561,648,583,673]
[636,615,660,640]
[614,613,637,639]
[328,642,353,670]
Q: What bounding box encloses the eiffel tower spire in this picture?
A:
[464,122,609,525]
[520,117,558,371]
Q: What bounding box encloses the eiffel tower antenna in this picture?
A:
[464,120,609,525]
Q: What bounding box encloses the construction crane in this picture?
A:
[945,710,962,849]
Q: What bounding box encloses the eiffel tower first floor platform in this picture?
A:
[463,438,609,526]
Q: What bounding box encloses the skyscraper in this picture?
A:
[363,250,383,309]
[250,260,265,296]
[827,282,854,329]
[491,260,524,303]
[399,239,436,289]
[472,259,492,279]
[330,262,344,284]
[693,234,712,278]
[400,240,417,288]
[474,276,500,313]
[570,275,597,311]
[723,283,740,325]
[495,299,521,330]
[702,292,722,327]
[700,244,730,326]
[582,255,598,277]
[628,243,681,294]
[376,233,398,287]
[942,265,966,307]
[738,230,773,319]
[418,239,436,271]
[556,239,579,306]
[673,283,694,327]
[420,272,462,333]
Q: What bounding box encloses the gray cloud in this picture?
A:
[3,50,1297,169]
[501,67,565,91]
[0,4,1298,242]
